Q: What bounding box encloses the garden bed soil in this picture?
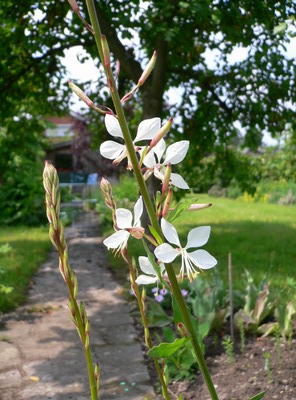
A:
[131,313,296,400]
[152,334,296,400]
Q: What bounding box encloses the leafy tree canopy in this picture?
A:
[1,0,296,181]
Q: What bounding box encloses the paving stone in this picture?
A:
[0,212,155,399]
[0,342,20,370]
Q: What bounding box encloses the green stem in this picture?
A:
[56,237,97,399]
[125,252,170,400]
[165,264,218,400]
[85,0,162,237]
[84,2,219,399]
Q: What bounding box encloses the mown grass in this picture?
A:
[0,226,51,313]
[103,193,296,290]
[177,194,296,289]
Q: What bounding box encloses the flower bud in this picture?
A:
[100,177,111,194]
[80,301,87,327]
[162,188,173,218]
[85,319,90,350]
[188,203,212,211]
[177,322,189,337]
[150,117,173,149]
[68,80,94,108]
[95,363,100,393]
[101,35,111,68]
[138,51,157,86]
[71,270,78,300]
[68,298,77,326]
[162,163,171,194]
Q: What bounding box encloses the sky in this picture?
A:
[61,30,296,146]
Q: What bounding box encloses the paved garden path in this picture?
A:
[0,212,155,400]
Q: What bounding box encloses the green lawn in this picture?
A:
[105,194,296,289]
[0,226,51,312]
[173,195,296,288]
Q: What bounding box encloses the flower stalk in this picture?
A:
[43,161,98,400]
[123,250,171,400]
[82,1,219,398]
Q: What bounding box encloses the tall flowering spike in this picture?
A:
[154,218,217,282]
[68,80,94,108]
[138,51,157,86]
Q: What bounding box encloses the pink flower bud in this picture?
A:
[138,51,157,86]
[162,163,171,194]
[100,177,111,193]
[188,203,212,211]
[150,117,173,149]
[162,188,173,218]
[68,80,93,107]
[177,322,189,337]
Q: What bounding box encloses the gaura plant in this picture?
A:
[43,1,265,399]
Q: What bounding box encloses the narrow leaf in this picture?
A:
[167,198,197,223]
[148,337,190,358]
[148,225,163,245]
[249,391,265,400]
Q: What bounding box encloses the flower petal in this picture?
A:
[100,141,125,160]
[155,243,179,263]
[185,226,211,250]
[170,173,190,190]
[142,151,157,168]
[136,274,159,285]
[103,230,130,249]
[116,208,133,229]
[153,139,166,163]
[161,218,181,247]
[163,141,189,165]
[138,256,156,275]
[188,249,217,270]
[135,117,161,142]
[153,166,164,182]
[133,196,143,227]
[105,114,124,138]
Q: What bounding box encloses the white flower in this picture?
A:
[103,196,143,251]
[154,218,217,281]
[135,256,165,285]
[100,115,161,166]
[142,139,190,189]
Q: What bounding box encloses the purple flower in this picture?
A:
[152,287,158,294]
[181,289,188,298]
[155,294,164,303]
[160,288,168,296]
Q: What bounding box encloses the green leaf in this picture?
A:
[177,395,183,400]
[148,337,190,358]
[147,301,172,327]
[167,198,197,223]
[249,391,265,400]
[148,225,163,245]
[273,22,287,35]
